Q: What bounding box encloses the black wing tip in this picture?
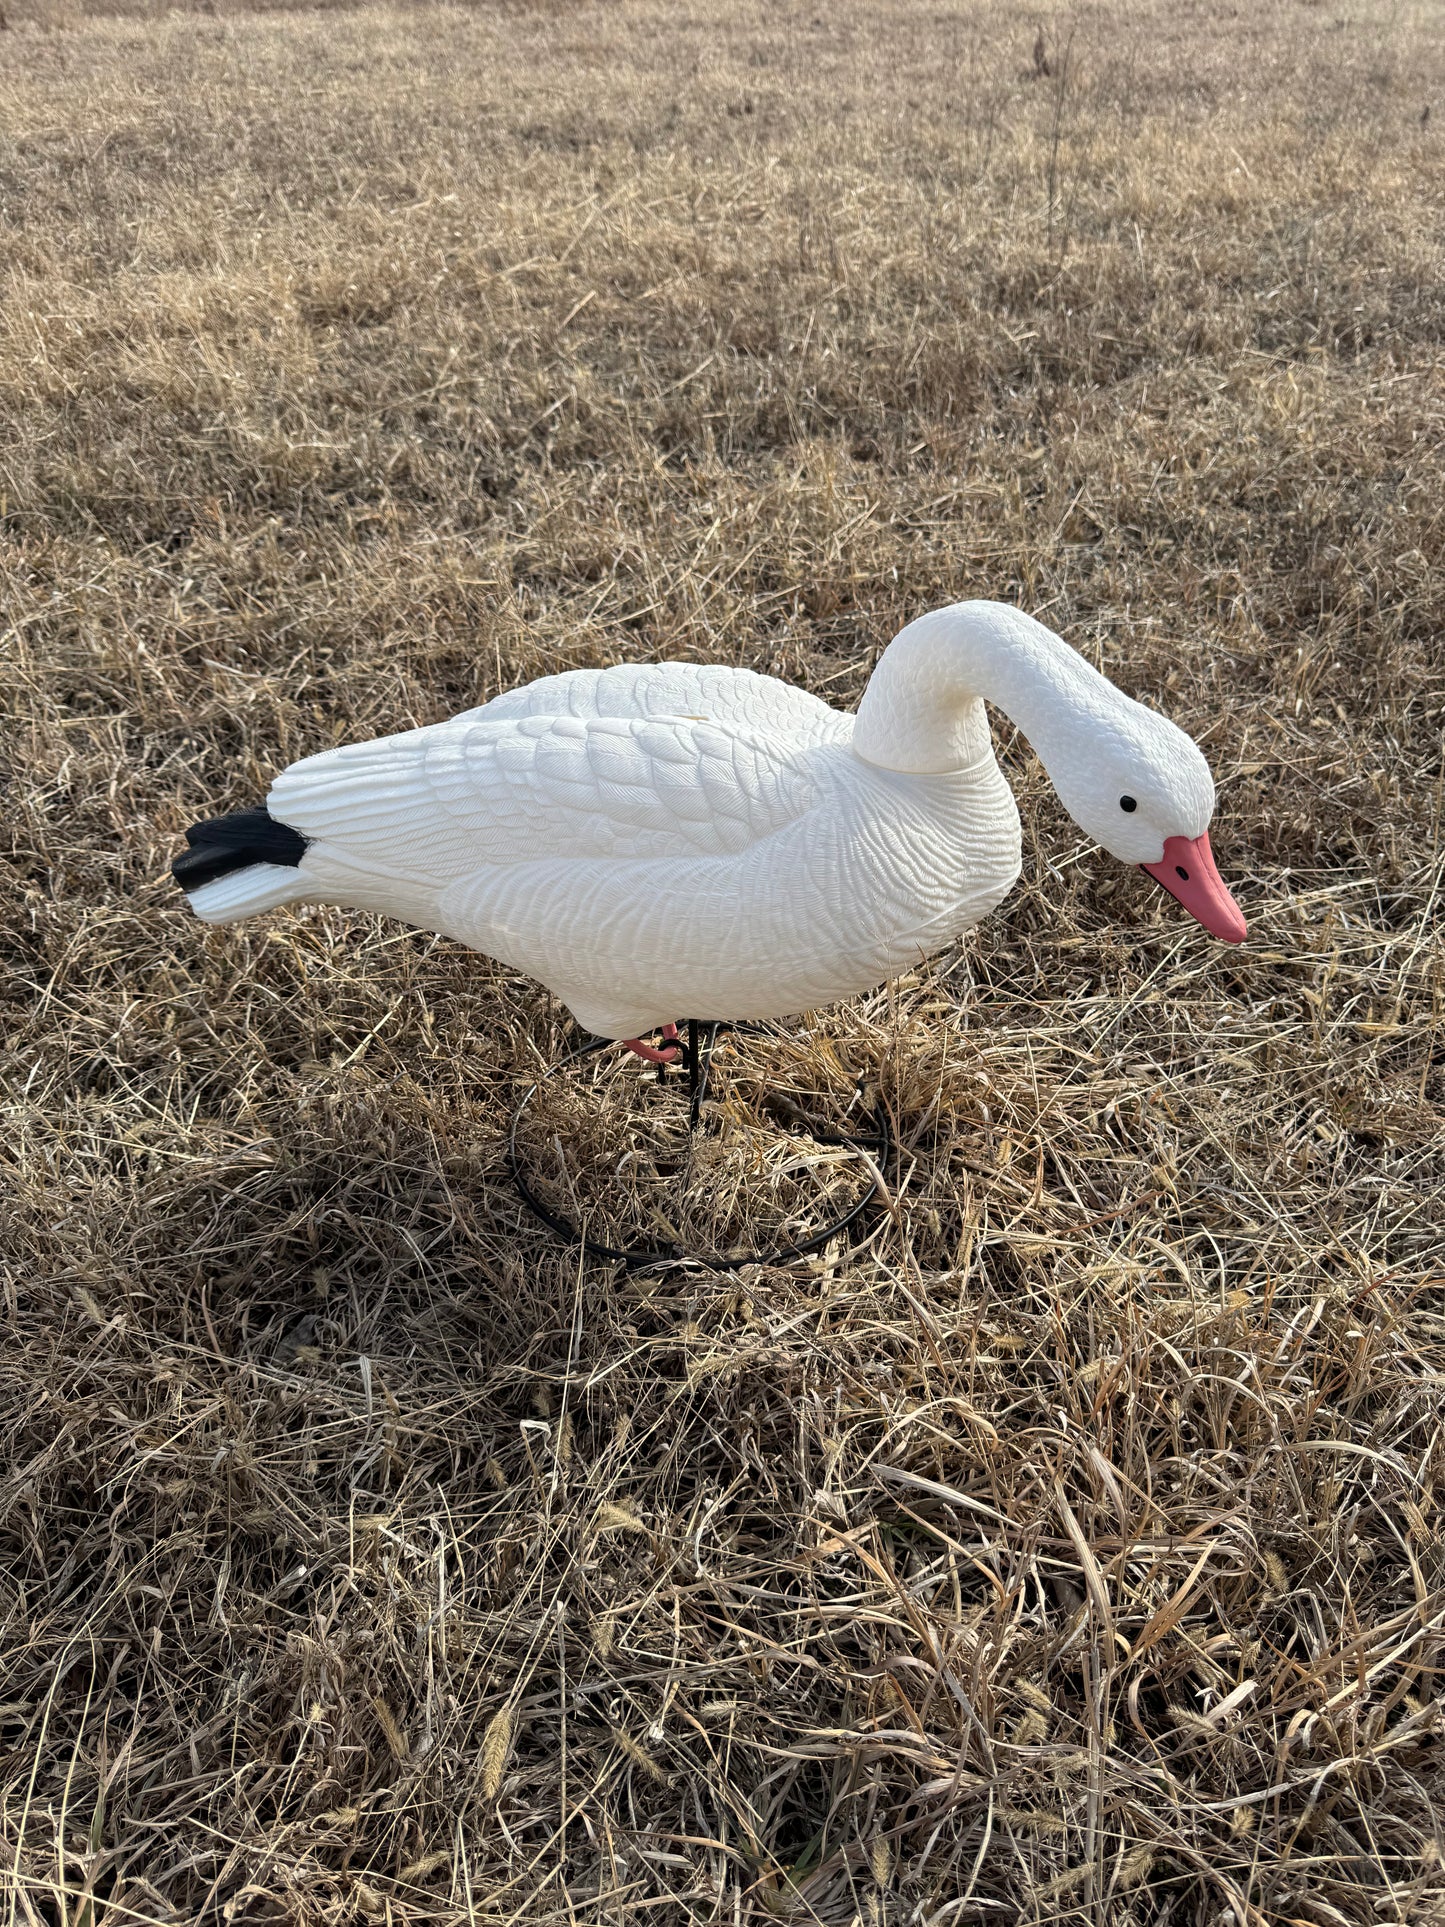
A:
[172,807,308,894]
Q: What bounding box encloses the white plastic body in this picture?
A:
[184,602,1217,1039]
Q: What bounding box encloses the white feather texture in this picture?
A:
[185,861,309,923]
[183,602,1223,1039]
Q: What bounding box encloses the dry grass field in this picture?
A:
[4,0,1445,1919]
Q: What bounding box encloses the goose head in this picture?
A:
[1046,698,1247,943]
[855,600,1249,943]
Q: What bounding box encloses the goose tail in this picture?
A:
[171,807,310,924]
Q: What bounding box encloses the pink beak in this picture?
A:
[1141,832,1247,943]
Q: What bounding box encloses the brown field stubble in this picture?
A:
[3,0,1445,1920]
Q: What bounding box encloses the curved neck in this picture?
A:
[851,600,1115,774]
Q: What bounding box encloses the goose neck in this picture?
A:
[851,600,1111,776]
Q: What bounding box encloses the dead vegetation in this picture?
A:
[2,0,1444,1920]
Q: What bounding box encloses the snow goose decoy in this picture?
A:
[172,600,1246,1058]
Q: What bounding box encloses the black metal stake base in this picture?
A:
[508,1019,892,1271]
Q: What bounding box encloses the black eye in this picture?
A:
[1119,795,1138,812]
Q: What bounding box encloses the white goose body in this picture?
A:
[177,602,1245,1039]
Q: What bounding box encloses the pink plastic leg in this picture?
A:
[621,1026,682,1066]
